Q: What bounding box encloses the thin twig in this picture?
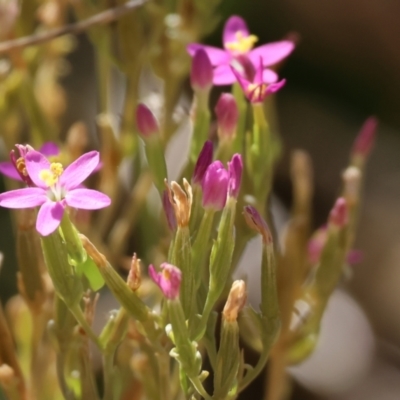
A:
[0,0,148,54]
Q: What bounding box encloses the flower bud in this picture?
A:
[0,0,19,39]
[136,104,159,138]
[162,190,177,231]
[352,116,377,158]
[243,205,272,245]
[228,153,243,199]
[201,161,229,210]
[190,49,213,92]
[215,93,239,140]
[127,253,141,291]
[223,280,247,322]
[149,263,182,300]
[328,197,348,228]
[165,179,192,228]
[192,140,213,185]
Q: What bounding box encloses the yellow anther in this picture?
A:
[50,162,63,177]
[247,83,267,101]
[39,162,64,186]
[162,268,171,281]
[225,31,258,54]
[16,157,28,176]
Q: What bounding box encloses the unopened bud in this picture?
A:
[223,280,247,322]
[201,161,229,210]
[228,153,243,199]
[243,205,272,244]
[162,190,177,231]
[215,93,239,140]
[136,104,159,138]
[352,117,377,159]
[190,49,213,92]
[328,197,348,228]
[127,253,141,291]
[165,179,192,228]
[192,140,213,185]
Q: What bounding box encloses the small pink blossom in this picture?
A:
[352,116,378,158]
[187,15,294,85]
[232,58,286,103]
[190,49,213,91]
[228,153,243,199]
[0,150,111,236]
[148,263,182,300]
[136,104,159,138]
[215,93,239,139]
[201,161,229,210]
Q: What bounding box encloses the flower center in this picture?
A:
[39,162,64,187]
[225,31,258,54]
[247,83,267,102]
[162,268,171,281]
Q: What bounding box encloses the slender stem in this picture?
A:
[189,376,211,400]
[102,351,115,400]
[0,0,149,54]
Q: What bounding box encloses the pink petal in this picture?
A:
[254,57,264,84]
[213,65,237,85]
[39,142,59,157]
[263,68,279,83]
[265,79,286,95]
[59,151,99,190]
[0,162,23,181]
[25,150,51,189]
[248,40,295,66]
[65,188,111,210]
[187,43,230,66]
[36,201,65,236]
[223,15,250,46]
[231,66,250,93]
[0,187,47,208]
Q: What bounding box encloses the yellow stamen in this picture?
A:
[225,31,258,54]
[39,162,64,186]
[16,157,28,176]
[162,268,171,281]
[247,83,267,101]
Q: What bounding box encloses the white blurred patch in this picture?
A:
[288,289,375,396]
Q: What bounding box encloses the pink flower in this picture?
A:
[352,116,378,158]
[232,58,286,103]
[187,15,294,85]
[215,93,239,140]
[228,153,243,199]
[136,104,160,138]
[0,142,59,183]
[0,150,111,236]
[148,263,182,300]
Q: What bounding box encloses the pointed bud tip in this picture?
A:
[136,104,159,138]
[228,153,243,199]
[190,49,213,91]
[127,253,141,291]
[223,280,247,322]
[192,140,213,185]
[243,205,272,244]
[201,160,229,210]
[215,93,239,140]
[352,116,378,158]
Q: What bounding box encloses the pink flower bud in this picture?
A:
[328,197,348,228]
[190,49,213,92]
[162,190,177,231]
[215,93,239,140]
[243,205,272,244]
[136,104,159,138]
[192,140,213,185]
[228,154,243,199]
[148,263,182,300]
[352,116,378,158]
[201,161,229,210]
[307,227,327,264]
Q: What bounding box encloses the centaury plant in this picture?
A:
[0,4,376,400]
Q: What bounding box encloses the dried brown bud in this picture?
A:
[342,166,361,207]
[223,280,247,322]
[243,206,272,245]
[127,253,141,291]
[165,179,192,228]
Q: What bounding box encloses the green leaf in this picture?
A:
[79,256,105,291]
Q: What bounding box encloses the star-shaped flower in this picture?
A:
[0,150,111,236]
[187,15,294,85]
[232,58,286,103]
